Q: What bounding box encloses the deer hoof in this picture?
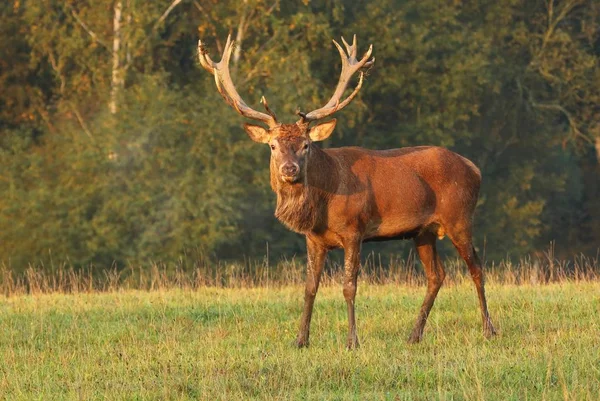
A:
[484,323,497,339]
[295,337,309,348]
[407,331,423,344]
[346,338,360,350]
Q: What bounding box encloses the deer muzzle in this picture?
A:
[280,163,300,182]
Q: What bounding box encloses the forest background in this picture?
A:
[1,0,599,272]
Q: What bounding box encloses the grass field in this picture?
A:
[1,279,599,400]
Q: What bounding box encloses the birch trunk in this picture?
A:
[233,13,246,66]
[109,1,123,114]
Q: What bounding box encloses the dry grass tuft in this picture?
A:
[1,245,598,296]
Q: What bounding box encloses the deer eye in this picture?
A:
[270,144,276,150]
[303,143,309,150]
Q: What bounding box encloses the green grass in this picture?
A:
[1,282,599,400]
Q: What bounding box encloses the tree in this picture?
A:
[0,0,598,270]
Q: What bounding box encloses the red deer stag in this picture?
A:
[198,34,496,349]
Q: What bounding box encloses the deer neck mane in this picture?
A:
[271,146,336,234]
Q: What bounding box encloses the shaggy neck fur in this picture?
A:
[271,146,337,233]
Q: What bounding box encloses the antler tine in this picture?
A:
[335,71,364,111]
[261,96,278,123]
[197,40,216,74]
[197,35,278,128]
[212,35,235,106]
[221,34,234,66]
[359,44,375,71]
[332,40,349,69]
[341,35,357,58]
[299,35,374,123]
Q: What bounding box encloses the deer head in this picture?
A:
[198,34,374,184]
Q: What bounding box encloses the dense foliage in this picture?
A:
[1,0,599,270]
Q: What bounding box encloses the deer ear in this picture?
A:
[243,123,270,143]
[308,119,337,142]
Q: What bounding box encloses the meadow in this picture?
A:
[1,256,599,400]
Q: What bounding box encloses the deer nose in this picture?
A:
[280,163,299,177]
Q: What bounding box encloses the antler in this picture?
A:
[297,35,374,123]
[198,35,278,128]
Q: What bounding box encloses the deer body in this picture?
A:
[198,34,496,349]
[275,145,480,246]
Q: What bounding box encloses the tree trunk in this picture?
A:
[109,1,123,114]
[233,12,246,66]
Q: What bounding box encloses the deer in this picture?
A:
[198,34,496,349]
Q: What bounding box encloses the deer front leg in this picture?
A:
[296,237,327,348]
[343,238,361,350]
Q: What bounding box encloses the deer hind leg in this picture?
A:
[342,237,361,350]
[408,231,446,344]
[449,231,496,338]
[296,237,327,348]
